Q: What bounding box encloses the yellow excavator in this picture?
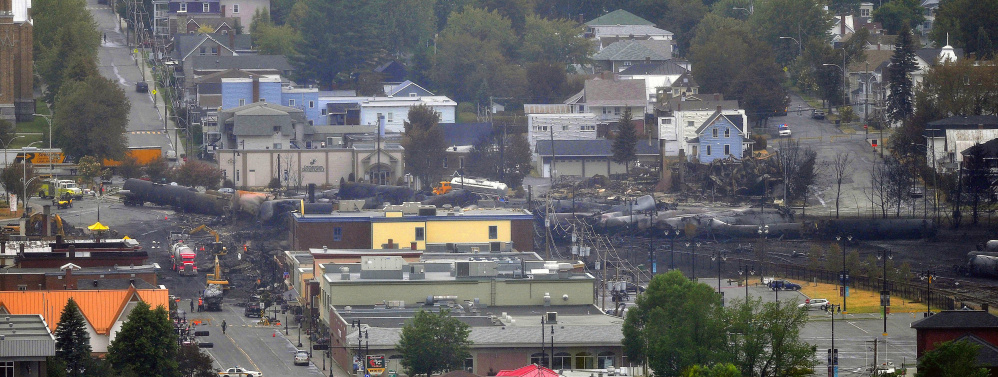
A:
[206,255,229,289]
[189,224,226,255]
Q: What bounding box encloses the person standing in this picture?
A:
[198,297,204,312]
[222,320,227,335]
[190,298,195,313]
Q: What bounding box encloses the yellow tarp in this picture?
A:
[87,222,109,231]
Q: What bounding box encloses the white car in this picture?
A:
[219,366,263,377]
[798,298,829,310]
[778,124,792,136]
[294,350,310,366]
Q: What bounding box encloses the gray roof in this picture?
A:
[584,79,646,106]
[223,102,306,136]
[916,47,965,65]
[664,99,741,112]
[695,111,744,136]
[190,55,293,71]
[592,40,672,62]
[911,310,998,329]
[536,139,659,157]
[0,315,56,358]
[438,122,493,147]
[618,62,688,76]
[961,137,998,158]
[174,33,251,61]
[927,115,998,129]
[586,9,654,26]
[592,24,672,37]
[350,322,622,349]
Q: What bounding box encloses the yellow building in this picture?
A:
[291,206,535,252]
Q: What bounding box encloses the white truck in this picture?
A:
[219,366,262,377]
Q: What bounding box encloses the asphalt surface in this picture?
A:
[88,0,184,158]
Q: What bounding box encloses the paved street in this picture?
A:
[699,278,917,376]
[181,301,333,377]
[87,0,184,158]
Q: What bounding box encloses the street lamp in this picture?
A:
[711,250,728,295]
[758,225,769,283]
[826,304,841,377]
[664,229,680,270]
[921,270,935,316]
[686,240,701,281]
[779,36,802,57]
[835,235,853,313]
[32,114,54,174]
[876,250,893,337]
[3,135,24,166]
[21,141,42,215]
[738,264,756,299]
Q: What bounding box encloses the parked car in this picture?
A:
[294,350,310,366]
[135,81,148,93]
[624,282,646,294]
[908,187,924,198]
[768,280,801,291]
[798,298,829,310]
[219,366,262,377]
[811,109,825,120]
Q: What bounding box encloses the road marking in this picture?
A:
[129,131,164,135]
[847,321,870,334]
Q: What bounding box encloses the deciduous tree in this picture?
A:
[53,75,129,161]
[1,163,42,206]
[466,128,533,189]
[55,298,91,377]
[106,302,179,377]
[171,160,224,189]
[402,105,447,190]
[915,340,990,377]
[396,310,472,377]
[177,345,217,377]
[872,0,925,35]
[929,0,998,56]
[831,152,853,218]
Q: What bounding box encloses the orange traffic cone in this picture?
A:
[272,331,276,337]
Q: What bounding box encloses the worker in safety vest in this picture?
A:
[198,297,204,312]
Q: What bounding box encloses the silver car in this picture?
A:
[798,298,829,310]
[294,350,310,366]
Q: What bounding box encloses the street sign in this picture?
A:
[151,89,157,95]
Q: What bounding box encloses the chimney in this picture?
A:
[841,15,846,36]
[717,105,722,112]
[220,4,226,16]
[578,14,584,25]
[252,77,260,103]
[714,93,720,101]
[229,31,235,51]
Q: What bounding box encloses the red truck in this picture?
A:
[170,241,198,276]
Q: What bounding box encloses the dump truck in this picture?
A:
[203,284,224,311]
[170,241,198,276]
[38,179,83,199]
[103,146,164,167]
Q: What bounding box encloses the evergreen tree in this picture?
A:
[977,26,994,60]
[106,302,179,377]
[886,24,918,125]
[915,340,989,377]
[54,299,91,377]
[611,108,638,175]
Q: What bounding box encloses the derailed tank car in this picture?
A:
[119,179,229,216]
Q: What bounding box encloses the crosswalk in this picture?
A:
[129,131,164,135]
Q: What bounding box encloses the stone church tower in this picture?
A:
[0,0,34,122]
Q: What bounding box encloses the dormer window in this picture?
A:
[179,2,187,12]
[202,2,209,12]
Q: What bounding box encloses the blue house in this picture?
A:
[687,111,746,163]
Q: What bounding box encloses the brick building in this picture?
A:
[0,0,34,122]
[911,310,998,375]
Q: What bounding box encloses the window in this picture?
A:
[688,121,694,128]
[488,225,498,240]
[0,362,12,377]
[724,128,730,137]
[581,125,596,131]
[614,107,621,115]
[415,227,425,241]
[273,126,281,132]
[289,99,296,107]
[724,144,730,155]
[179,2,187,12]
[459,157,465,169]
[321,109,327,115]
[273,143,282,149]
[387,112,393,120]
[259,98,265,102]
[238,99,245,106]
[199,47,207,55]
[602,107,611,115]
[464,358,474,373]
[530,353,549,367]
[333,227,342,242]
[210,46,217,54]
[552,353,572,370]
[706,145,712,155]
[574,352,595,369]
[409,93,417,97]
[597,352,616,369]
[202,2,209,12]
[309,100,315,108]
[562,125,569,131]
[533,125,548,132]
[578,105,585,112]
[17,284,26,291]
[712,128,718,138]
[232,3,239,13]
[663,119,672,124]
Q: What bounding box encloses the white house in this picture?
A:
[359,96,457,133]
[658,97,747,157]
[527,113,599,159]
[617,61,690,112]
[924,115,998,172]
[565,78,648,123]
